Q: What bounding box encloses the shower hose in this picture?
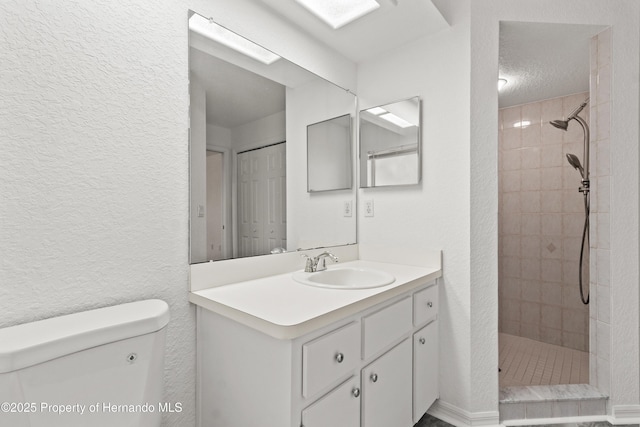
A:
[579,191,590,305]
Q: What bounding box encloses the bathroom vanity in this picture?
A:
[189,247,441,427]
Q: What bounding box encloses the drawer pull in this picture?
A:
[335,352,344,363]
[352,387,360,398]
[419,337,426,345]
[426,301,433,308]
[370,373,378,383]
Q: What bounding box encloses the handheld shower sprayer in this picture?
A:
[550,97,590,305]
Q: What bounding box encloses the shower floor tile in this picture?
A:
[499,333,589,387]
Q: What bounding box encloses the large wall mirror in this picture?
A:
[189,11,357,264]
[359,96,422,188]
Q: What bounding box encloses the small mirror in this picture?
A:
[307,114,352,192]
[359,96,421,188]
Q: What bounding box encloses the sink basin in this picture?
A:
[292,267,395,289]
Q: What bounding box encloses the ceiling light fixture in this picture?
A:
[188,14,281,65]
[498,78,508,91]
[294,0,380,29]
[368,107,387,115]
[380,113,414,128]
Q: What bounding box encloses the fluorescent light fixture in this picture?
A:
[498,78,508,90]
[189,14,280,65]
[295,0,380,29]
[513,120,531,128]
[380,113,414,128]
[368,107,387,115]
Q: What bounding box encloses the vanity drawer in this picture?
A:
[302,322,360,398]
[362,297,412,359]
[413,283,438,326]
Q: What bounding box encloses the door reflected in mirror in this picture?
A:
[359,97,421,188]
[307,114,352,192]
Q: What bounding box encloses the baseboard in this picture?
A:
[611,405,640,424]
[428,400,500,427]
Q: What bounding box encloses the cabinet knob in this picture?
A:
[352,387,360,398]
[426,301,433,308]
[370,373,378,383]
[419,337,426,345]
[335,353,344,363]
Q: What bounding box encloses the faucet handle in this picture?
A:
[301,254,315,272]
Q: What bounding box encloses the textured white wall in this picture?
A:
[0,0,194,425]
[471,0,640,417]
[287,79,357,250]
[0,1,357,426]
[357,1,474,413]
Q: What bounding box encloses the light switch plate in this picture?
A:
[343,200,352,217]
[364,200,374,217]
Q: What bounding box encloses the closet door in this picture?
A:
[264,143,286,252]
[237,143,286,257]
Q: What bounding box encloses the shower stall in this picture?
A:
[498,93,591,387]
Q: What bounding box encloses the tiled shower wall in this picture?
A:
[589,28,611,396]
[498,92,591,352]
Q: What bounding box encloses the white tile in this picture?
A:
[522,124,541,147]
[597,102,610,141]
[541,214,562,236]
[521,214,541,236]
[500,403,525,421]
[596,249,610,286]
[526,402,552,419]
[597,63,611,106]
[541,236,562,260]
[521,257,541,281]
[503,127,522,150]
[597,285,610,324]
[522,102,542,126]
[541,304,562,328]
[521,280,541,302]
[580,399,606,416]
[541,122,564,145]
[541,282,562,306]
[552,401,580,417]
[596,321,610,361]
[502,149,522,171]
[541,259,562,283]
[541,144,563,168]
[521,235,541,259]
[541,98,564,123]
[597,28,611,67]
[540,167,563,190]
[596,213,610,249]
[503,192,521,213]
[562,213,585,238]
[521,191,541,213]
[502,170,521,193]
[503,106,522,129]
[521,169,540,191]
[596,356,610,395]
[541,190,563,213]
[596,176,610,213]
[596,140,610,176]
[521,147,541,169]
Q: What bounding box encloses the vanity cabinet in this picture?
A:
[196,280,439,427]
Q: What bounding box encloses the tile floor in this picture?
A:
[500,333,589,387]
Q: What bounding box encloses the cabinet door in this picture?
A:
[413,321,438,423]
[301,376,360,427]
[362,338,412,427]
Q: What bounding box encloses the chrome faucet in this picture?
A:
[302,251,339,272]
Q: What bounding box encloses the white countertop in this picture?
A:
[189,260,441,339]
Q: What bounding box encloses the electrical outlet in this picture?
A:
[364,200,374,217]
[343,201,352,217]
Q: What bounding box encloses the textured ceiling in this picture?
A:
[499,22,607,108]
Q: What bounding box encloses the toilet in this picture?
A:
[0,299,170,427]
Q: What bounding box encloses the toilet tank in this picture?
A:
[0,299,170,427]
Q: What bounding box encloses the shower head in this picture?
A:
[567,98,589,120]
[566,153,585,178]
[550,119,569,131]
[549,97,590,131]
